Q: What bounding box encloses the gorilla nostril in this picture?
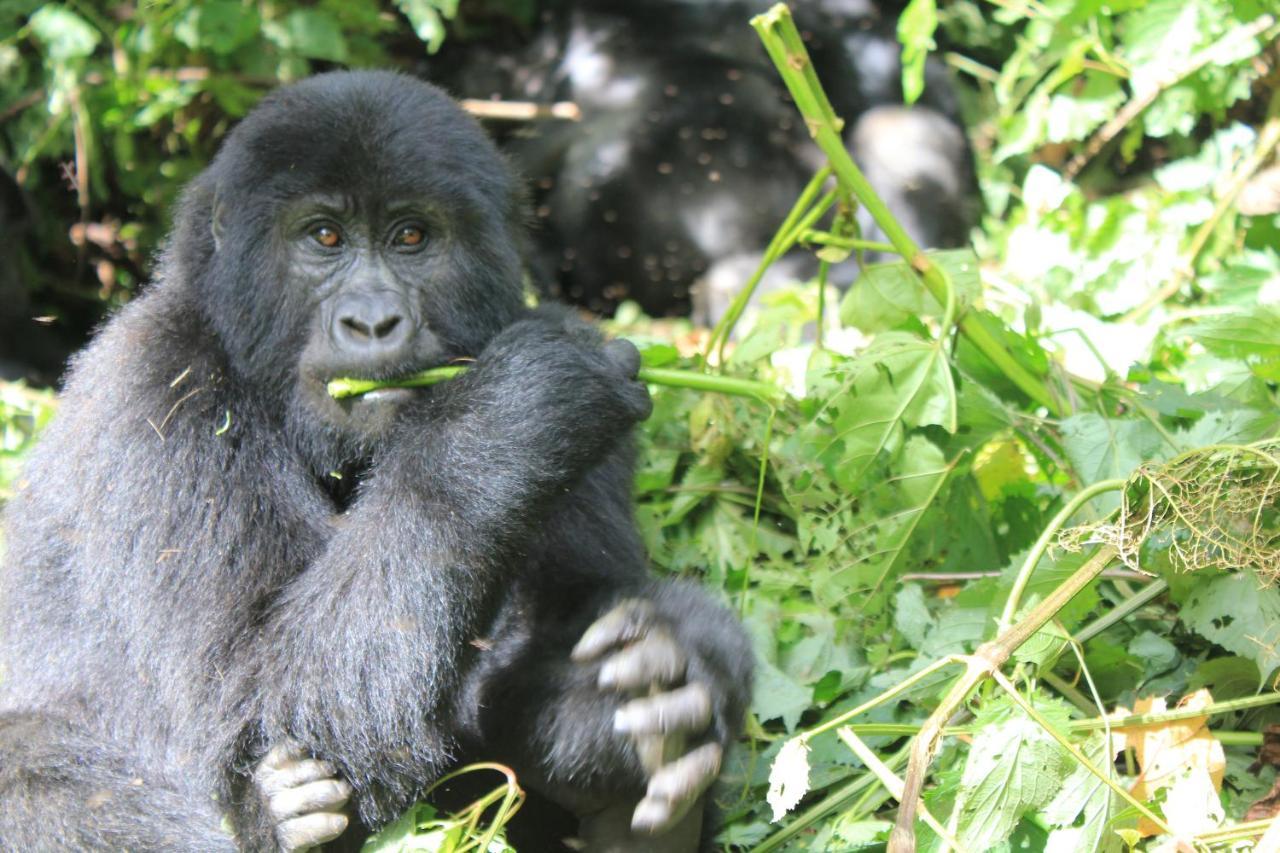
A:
[373,316,402,339]
[340,317,372,340]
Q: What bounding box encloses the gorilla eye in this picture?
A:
[311,225,342,248]
[394,225,426,248]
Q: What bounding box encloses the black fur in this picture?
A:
[0,71,752,851]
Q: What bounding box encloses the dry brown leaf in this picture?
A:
[1112,689,1226,837]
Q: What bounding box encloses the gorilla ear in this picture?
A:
[211,190,228,252]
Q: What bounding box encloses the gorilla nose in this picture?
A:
[331,292,412,355]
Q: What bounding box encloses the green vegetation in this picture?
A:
[6,0,1280,850]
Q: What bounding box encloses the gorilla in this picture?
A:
[0,71,752,852]
[443,0,978,320]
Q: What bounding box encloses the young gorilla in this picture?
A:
[0,71,752,851]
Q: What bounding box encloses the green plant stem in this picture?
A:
[1071,578,1168,644]
[998,478,1126,631]
[889,544,1119,851]
[327,365,784,403]
[705,167,834,361]
[838,728,968,853]
[750,5,1063,416]
[1071,691,1280,731]
[799,230,897,254]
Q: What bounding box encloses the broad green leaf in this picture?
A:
[1129,630,1181,680]
[1187,656,1261,699]
[266,10,349,62]
[28,5,98,62]
[1042,733,1124,853]
[952,712,1074,849]
[840,249,980,333]
[753,657,813,733]
[1180,571,1280,684]
[894,583,935,650]
[1185,306,1280,362]
[793,334,956,492]
[1059,414,1165,500]
[174,1,259,55]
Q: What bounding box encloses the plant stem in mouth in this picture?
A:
[327,365,783,403]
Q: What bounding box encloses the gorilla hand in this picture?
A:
[253,742,352,852]
[571,599,724,835]
[457,305,653,478]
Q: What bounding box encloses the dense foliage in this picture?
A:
[5,0,1280,851]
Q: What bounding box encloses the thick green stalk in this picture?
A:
[998,478,1126,631]
[750,5,1063,416]
[327,365,784,403]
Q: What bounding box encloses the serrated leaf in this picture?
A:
[1185,306,1280,361]
[793,334,956,492]
[1059,414,1165,504]
[1042,732,1123,853]
[1180,572,1280,684]
[752,658,812,733]
[953,714,1074,849]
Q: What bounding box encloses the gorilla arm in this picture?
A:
[459,455,755,845]
[254,308,654,827]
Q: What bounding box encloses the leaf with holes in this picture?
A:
[1180,572,1280,685]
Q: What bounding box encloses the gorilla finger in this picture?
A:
[602,338,642,379]
[571,599,656,662]
[621,381,654,422]
[630,743,722,835]
[615,683,712,736]
[598,628,685,690]
[276,812,349,853]
[269,779,353,821]
[262,741,308,770]
[261,757,341,795]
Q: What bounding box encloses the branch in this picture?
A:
[1063,14,1278,180]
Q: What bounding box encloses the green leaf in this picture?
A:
[1180,571,1280,684]
[894,584,935,650]
[266,10,349,62]
[1129,630,1181,680]
[28,5,99,62]
[840,249,980,333]
[1059,414,1165,502]
[1185,306,1280,362]
[952,709,1074,849]
[395,0,457,54]
[1187,656,1261,699]
[897,0,938,105]
[174,1,260,55]
[791,334,956,492]
[752,657,813,733]
[1041,732,1124,853]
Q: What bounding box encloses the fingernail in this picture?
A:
[614,707,634,733]
[630,798,669,834]
[598,661,617,687]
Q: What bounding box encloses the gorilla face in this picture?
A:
[172,72,528,447]
[280,189,466,440]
